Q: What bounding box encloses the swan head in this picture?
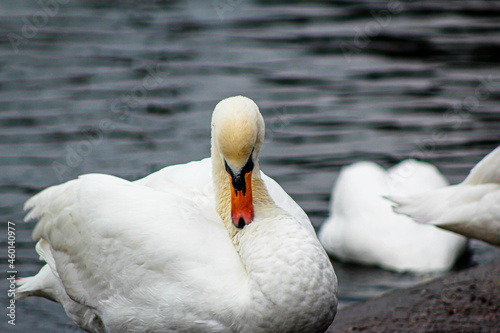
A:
[211,96,265,230]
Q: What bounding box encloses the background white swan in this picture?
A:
[390,145,500,247]
[318,159,467,273]
[17,96,338,333]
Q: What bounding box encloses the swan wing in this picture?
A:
[24,172,245,330]
[462,145,500,185]
[388,151,500,227]
[388,148,500,246]
[389,185,473,225]
[389,184,500,245]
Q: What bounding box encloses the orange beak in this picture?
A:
[229,171,254,228]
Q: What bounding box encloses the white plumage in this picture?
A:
[18,96,338,333]
[389,146,500,247]
[318,159,467,273]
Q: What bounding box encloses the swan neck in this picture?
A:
[211,140,275,239]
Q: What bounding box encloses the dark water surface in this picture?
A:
[1,0,500,331]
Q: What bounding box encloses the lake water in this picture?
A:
[1,0,500,331]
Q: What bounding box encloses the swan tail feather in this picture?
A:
[384,186,460,226]
[463,146,500,185]
[16,265,59,301]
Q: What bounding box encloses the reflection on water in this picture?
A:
[1,0,500,331]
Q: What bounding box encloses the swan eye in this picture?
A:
[241,151,254,175]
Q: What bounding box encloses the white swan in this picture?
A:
[318,159,467,273]
[389,145,500,247]
[17,96,338,333]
